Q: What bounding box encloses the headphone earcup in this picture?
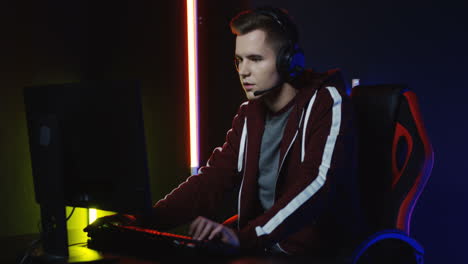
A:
[277,44,305,80]
[288,45,305,78]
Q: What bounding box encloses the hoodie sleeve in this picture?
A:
[149,102,249,230]
[237,82,355,251]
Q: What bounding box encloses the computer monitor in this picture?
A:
[24,80,153,260]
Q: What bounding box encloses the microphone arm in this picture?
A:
[253,82,283,96]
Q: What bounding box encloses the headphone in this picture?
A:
[254,7,305,81]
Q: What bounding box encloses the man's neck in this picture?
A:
[263,82,298,113]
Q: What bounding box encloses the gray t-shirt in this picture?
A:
[258,105,294,211]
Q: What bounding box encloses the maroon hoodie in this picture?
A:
[151,69,362,255]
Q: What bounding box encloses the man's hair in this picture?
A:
[230,8,299,54]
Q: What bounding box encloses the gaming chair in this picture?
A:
[350,84,434,264]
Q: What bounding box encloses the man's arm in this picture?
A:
[148,103,249,230]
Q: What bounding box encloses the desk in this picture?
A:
[72,247,342,264]
[0,234,345,264]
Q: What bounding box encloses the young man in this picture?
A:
[89,7,363,256]
[147,7,363,255]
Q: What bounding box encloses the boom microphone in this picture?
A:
[253,82,283,96]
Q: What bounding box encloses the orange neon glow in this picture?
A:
[187,0,199,170]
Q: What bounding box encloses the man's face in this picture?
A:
[235,29,281,100]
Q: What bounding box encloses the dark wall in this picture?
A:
[252,0,467,263]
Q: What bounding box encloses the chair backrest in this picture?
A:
[351,84,434,235]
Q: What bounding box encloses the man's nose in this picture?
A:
[238,61,250,77]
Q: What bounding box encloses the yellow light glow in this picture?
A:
[88,208,97,224]
[187,0,199,169]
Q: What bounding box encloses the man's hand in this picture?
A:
[189,216,240,247]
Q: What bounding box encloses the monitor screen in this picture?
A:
[24,80,152,216]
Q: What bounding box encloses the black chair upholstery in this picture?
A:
[350,84,434,264]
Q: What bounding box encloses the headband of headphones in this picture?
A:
[253,7,305,80]
[254,7,298,45]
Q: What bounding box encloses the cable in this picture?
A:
[18,223,42,264]
[66,207,76,221]
[18,238,41,264]
[68,242,88,247]
[18,220,43,264]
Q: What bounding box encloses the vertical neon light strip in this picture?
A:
[187,0,199,174]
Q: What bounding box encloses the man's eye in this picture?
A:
[251,57,262,62]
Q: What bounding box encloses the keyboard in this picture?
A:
[86,223,239,258]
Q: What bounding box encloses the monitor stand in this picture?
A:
[30,116,118,264]
[32,203,118,264]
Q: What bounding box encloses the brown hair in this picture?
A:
[230,8,297,54]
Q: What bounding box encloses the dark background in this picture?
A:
[0,0,466,263]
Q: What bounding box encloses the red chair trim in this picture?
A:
[396,91,434,233]
[392,122,414,189]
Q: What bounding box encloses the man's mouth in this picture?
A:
[243,82,255,90]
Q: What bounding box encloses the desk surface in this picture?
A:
[71,246,341,264]
[0,234,345,264]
